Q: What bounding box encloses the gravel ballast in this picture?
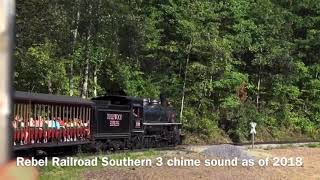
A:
[201,144,255,160]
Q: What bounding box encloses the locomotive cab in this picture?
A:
[91,95,144,149]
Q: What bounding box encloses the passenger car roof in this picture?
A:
[14,91,94,105]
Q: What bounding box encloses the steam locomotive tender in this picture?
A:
[12,91,182,153]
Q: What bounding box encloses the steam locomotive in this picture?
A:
[12,91,182,153]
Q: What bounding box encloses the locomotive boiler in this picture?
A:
[143,95,181,147]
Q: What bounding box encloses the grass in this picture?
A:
[40,149,159,180]
[304,143,320,148]
[182,132,231,145]
[274,144,296,149]
[260,143,320,150]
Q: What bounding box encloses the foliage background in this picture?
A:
[15,0,320,143]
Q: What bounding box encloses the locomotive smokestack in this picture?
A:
[160,93,168,107]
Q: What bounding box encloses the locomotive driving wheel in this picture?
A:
[132,135,143,149]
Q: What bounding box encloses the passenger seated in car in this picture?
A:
[23,118,31,145]
[12,117,17,145]
[73,119,77,141]
[51,117,58,142]
[35,117,40,143]
[76,119,81,140]
[79,120,84,140]
[75,118,80,140]
[74,119,78,141]
[58,117,65,142]
[29,117,35,144]
[38,116,44,143]
[14,115,20,145]
[19,117,25,145]
[79,119,83,140]
[48,118,55,142]
[54,118,60,142]
[43,118,48,143]
[66,119,71,142]
[84,121,90,137]
[71,118,76,141]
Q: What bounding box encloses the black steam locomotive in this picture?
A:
[12,91,182,153]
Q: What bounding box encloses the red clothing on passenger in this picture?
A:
[39,129,43,139]
[30,128,34,142]
[55,129,59,138]
[60,120,65,126]
[16,130,20,141]
[20,129,25,141]
[43,129,47,138]
[35,128,38,141]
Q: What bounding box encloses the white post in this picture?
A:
[252,133,255,149]
[250,122,257,149]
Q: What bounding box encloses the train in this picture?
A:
[12,91,182,154]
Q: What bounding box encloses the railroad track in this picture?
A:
[232,140,320,146]
[13,140,320,159]
[13,145,181,159]
[179,140,320,153]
